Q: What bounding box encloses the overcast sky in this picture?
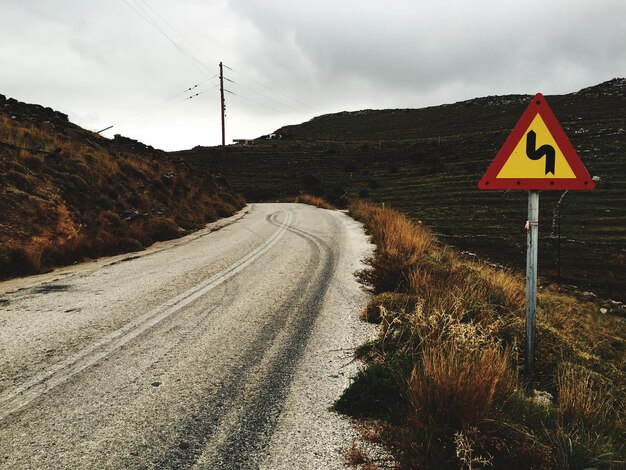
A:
[1,0,624,151]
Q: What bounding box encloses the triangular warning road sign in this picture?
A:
[478,93,595,190]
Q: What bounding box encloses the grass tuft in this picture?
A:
[557,363,614,431]
[409,338,516,430]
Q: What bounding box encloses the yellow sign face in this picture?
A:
[496,114,576,179]
[479,93,594,190]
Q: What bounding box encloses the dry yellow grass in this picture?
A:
[350,200,433,258]
[350,200,436,293]
[557,363,614,430]
[343,199,626,469]
[409,337,516,427]
[291,194,336,209]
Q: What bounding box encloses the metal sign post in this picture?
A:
[478,93,594,380]
[525,191,539,377]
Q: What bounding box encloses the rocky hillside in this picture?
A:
[0,94,244,278]
[174,78,626,302]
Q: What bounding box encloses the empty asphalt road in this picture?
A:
[0,203,373,469]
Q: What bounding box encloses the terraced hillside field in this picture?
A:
[173,79,626,303]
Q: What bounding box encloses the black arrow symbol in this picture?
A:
[526,130,555,175]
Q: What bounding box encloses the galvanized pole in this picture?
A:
[525,190,539,378]
[557,206,561,286]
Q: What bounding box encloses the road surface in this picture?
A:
[0,203,373,469]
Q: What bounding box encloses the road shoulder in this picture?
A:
[259,209,375,470]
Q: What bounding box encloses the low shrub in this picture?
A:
[334,354,411,425]
[130,216,181,245]
[0,244,40,277]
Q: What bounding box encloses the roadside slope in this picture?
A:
[337,200,625,469]
[0,93,244,279]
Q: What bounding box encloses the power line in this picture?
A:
[122,0,314,117]
[126,0,206,71]
[225,89,281,113]
[104,80,218,131]
[119,0,318,144]
[225,64,315,112]
[122,79,216,122]
[184,88,213,101]
[221,62,312,117]
[225,77,306,114]
[136,0,219,67]
[121,0,212,77]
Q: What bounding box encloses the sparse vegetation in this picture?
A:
[290,194,337,209]
[342,440,370,468]
[0,98,244,278]
[337,200,625,469]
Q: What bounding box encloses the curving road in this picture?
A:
[0,203,373,469]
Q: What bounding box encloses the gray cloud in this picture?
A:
[0,0,624,150]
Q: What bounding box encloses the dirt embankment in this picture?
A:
[0,94,244,278]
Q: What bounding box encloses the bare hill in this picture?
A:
[175,78,626,302]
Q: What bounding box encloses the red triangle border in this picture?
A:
[478,93,595,190]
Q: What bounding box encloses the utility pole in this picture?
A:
[219,61,226,154]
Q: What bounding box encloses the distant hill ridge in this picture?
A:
[274,78,625,141]
[176,78,626,301]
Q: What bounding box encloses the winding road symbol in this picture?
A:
[479,93,594,190]
[525,130,555,175]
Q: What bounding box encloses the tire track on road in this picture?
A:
[212,213,340,469]
[0,210,292,422]
[152,210,340,469]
